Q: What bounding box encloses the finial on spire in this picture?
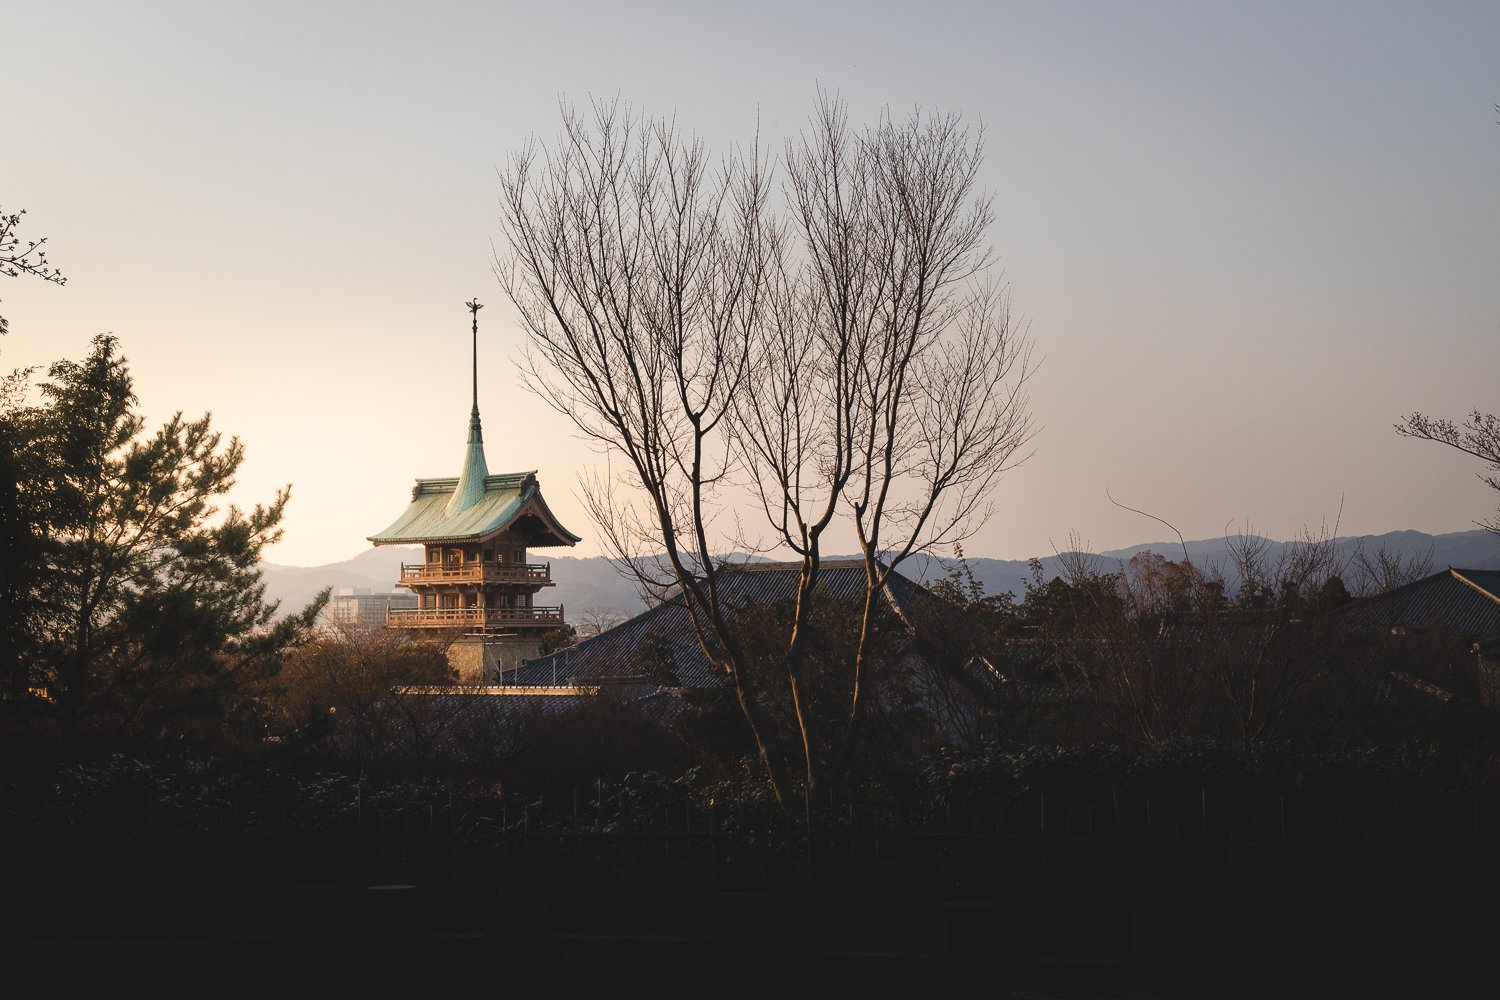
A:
[465,299,483,414]
[448,299,490,516]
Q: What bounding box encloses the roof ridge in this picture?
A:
[728,558,872,571]
[1356,567,1461,603]
[370,473,578,546]
[1450,568,1500,604]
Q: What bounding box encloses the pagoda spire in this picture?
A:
[446,299,489,515]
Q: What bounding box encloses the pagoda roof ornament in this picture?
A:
[446,299,489,516]
[368,299,581,549]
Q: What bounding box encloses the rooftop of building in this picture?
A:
[1341,567,1500,639]
[368,470,580,546]
[506,559,950,689]
[367,303,580,548]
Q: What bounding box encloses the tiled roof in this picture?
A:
[508,560,947,688]
[1342,568,1500,639]
[368,471,581,546]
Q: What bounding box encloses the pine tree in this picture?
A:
[4,335,324,754]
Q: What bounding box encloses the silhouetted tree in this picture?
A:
[497,95,1035,806]
[1008,531,1422,747]
[1397,410,1500,536]
[0,206,67,685]
[0,205,66,336]
[538,623,577,655]
[271,622,454,775]
[5,335,323,754]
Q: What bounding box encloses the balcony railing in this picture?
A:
[386,606,565,630]
[398,561,552,586]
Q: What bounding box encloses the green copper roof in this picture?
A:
[447,403,489,516]
[370,299,581,548]
[368,470,582,546]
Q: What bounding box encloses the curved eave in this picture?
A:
[368,473,580,547]
[495,489,581,548]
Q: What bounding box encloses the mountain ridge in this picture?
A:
[261,529,1500,618]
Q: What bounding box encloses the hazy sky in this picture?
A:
[4,1,1498,567]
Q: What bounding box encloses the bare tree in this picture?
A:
[497,96,1035,806]
[0,206,66,336]
[1397,410,1500,536]
[574,606,628,640]
[1348,541,1433,597]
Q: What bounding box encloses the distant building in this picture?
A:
[1342,567,1500,704]
[503,560,992,738]
[1342,568,1500,643]
[506,560,948,689]
[324,587,418,628]
[367,303,580,684]
[384,552,1000,747]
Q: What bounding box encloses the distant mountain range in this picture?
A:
[908,528,1500,603]
[260,547,649,618]
[261,529,1500,618]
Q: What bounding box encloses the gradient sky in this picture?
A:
[4,1,1498,567]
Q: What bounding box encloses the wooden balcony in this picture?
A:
[386,605,565,631]
[398,561,552,586]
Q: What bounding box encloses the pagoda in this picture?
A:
[368,300,580,683]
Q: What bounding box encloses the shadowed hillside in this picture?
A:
[262,530,1500,617]
[902,528,1500,599]
[261,547,651,618]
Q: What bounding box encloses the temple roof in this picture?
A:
[368,471,581,547]
[370,300,582,548]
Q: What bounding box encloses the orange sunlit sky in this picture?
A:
[4,1,1498,567]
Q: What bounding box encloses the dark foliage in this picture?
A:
[0,335,323,761]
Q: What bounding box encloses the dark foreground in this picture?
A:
[12,931,1495,1000]
[6,839,1496,999]
[8,775,1500,997]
